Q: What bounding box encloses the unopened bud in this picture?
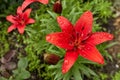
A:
[44,53,60,65]
[53,0,62,14]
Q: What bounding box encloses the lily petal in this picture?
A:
[17,6,22,15]
[21,0,35,10]
[86,32,113,45]
[7,25,16,33]
[22,0,49,10]
[6,15,16,24]
[37,0,49,4]
[57,16,74,34]
[75,11,93,38]
[17,25,26,34]
[78,44,104,64]
[46,32,73,49]
[27,18,35,24]
[23,8,32,19]
[62,50,79,74]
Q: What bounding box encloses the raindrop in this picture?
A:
[64,60,69,64]
[59,21,64,26]
[81,49,84,52]
[82,53,86,57]
[108,35,112,39]
[81,33,84,36]
[62,69,66,73]
[87,47,90,50]
[88,30,91,33]
[46,36,51,41]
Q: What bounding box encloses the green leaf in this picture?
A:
[72,62,83,80]
[18,57,28,69]
[63,72,71,80]
[112,71,120,80]
[19,70,31,79]
[79,64,97,78]
[105,42,119,49]
[47,10,57,19]
[0,77,8,80]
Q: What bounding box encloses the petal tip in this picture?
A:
[108,34,114,40]
[62,64,69,74]
[62,69,67,74]
[46,35,51,41]
[99,59,104,64]
[57,16,63,21]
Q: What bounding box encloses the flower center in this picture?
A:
[20,20,25,25]
[14,15,25,26]
[73,32,81,48]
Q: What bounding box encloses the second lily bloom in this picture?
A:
[6,6,35,34]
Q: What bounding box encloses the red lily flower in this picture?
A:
[46,11,113,74]
[21,0,49,10]
[6,6,35,34]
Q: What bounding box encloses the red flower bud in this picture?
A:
[53,0,62,14]
[44,53,60,65]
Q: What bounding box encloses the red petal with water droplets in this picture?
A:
[27,18,35,24]
[78,44,104,64]
[62,50,79,74]
[57,16,74,34]
[17,6,22,15]
[46,32,73,49]
[6,15,16,24]
[21,0,35,10]
[37,0,49,4]
[7,25,16,33]
[75,11,93,38]
[22,0,48,10]
[86,32,113,45]
[17,25,26,34]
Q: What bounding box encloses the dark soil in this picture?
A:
[99,15,120,80]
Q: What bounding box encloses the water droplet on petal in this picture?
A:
[88,30,91,33]
[62,69,66,74]
[64,60,69,64]
[46,35,51,41]
[81,33,84,37]
[81,49,84,52]
[82,53,87,57]
[87,47,90,50]
[108,35,113,39]
[59,21,64,26]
